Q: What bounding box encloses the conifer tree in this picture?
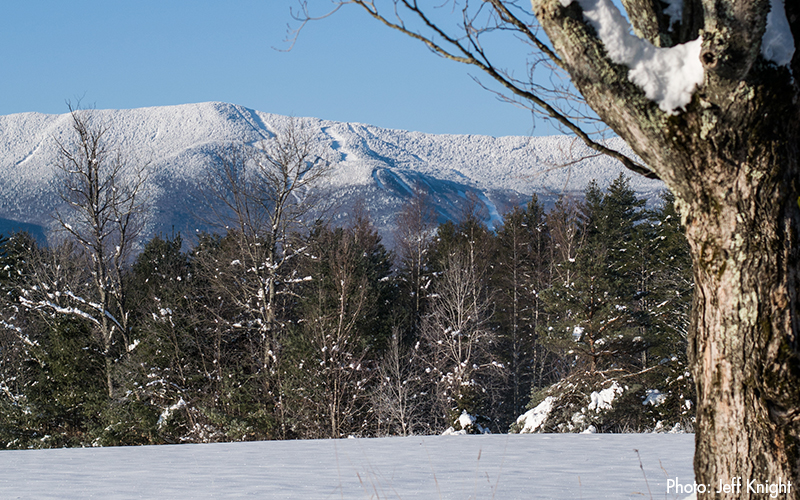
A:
[0,236,118,447]
[493,195,550,420]
[122,233,209,443]
[529,176,694,432]
[544,175,646,374]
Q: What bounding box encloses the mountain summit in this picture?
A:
[0,102,663,245]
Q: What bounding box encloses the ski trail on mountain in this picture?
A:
[235,106,273,142]
[322,125,349,162]
[475,191,503,231]
[0,102,666,245]
[14,142,42,167]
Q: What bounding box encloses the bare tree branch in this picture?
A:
[291,0,658,179]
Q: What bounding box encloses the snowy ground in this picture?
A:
[0,434,695,499]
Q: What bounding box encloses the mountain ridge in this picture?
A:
[0,102,664,246]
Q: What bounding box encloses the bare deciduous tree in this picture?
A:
[201,117,333,435]
[421,250,499,428]
[294,224,379,438]
[372,327,425,436]
[22,105,149,397]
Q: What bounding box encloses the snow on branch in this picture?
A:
[563,0,704,114]
[0,319,38,347]
[19,296,101,326]
[63,290,123,330]
[762,0,795,67]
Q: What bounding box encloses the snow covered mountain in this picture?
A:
[0,102,664,246]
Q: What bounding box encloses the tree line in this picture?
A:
[0,110,694,447]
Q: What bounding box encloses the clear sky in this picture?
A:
[0,1,560,137]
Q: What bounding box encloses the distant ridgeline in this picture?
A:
[0,218,47,244]
[0,102,664,247]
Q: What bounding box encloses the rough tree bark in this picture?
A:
[306,0,800,495]
[530,0,800,495]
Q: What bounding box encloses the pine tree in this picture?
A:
[630,192,695,430]
[549,175,646,373]
[523,176,695,433]
[119,233,210,443]
[532,176,651,432]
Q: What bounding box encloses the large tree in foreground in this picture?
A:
[301,0,800,495]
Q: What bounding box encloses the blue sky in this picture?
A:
[0,1,560,137]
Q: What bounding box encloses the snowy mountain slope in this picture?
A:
[0,102,664,246]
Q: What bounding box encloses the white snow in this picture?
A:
[157,398,187,428]
[762,0,795,67]
[458,410,475,429]
[516,395,556,433]
[0,434,695,499]
[0,102,665,246]
[442,410,490,435]
[126,339,140,352]
[588,381,624,412]
[565,0,704,114]
[441,427,468,436]
[643,389,667,406]
[653,421,689,434]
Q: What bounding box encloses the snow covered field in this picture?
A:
[0,434,694,499]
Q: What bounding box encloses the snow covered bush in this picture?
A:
[442,410,490,435]
[511,363,695,434]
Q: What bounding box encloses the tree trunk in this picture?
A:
[683,143,800,497]
[529,0,800,495]
[104,351,114,400]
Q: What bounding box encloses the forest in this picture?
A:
[0,113,695,448]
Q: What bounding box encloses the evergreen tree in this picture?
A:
[544,175,646,374]
[392,188,437,343]
[492,195,550,422]
[632,191,695,429]
[429,197,494,280]
[526,176,694,433]
[0,235,119,447]
[641,192,693,354]
[0,233,46,448]
[17,318,108,448]
[120,233,213,443]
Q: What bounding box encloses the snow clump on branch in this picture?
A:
[559,0,704,114]
[762,0,795,67]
